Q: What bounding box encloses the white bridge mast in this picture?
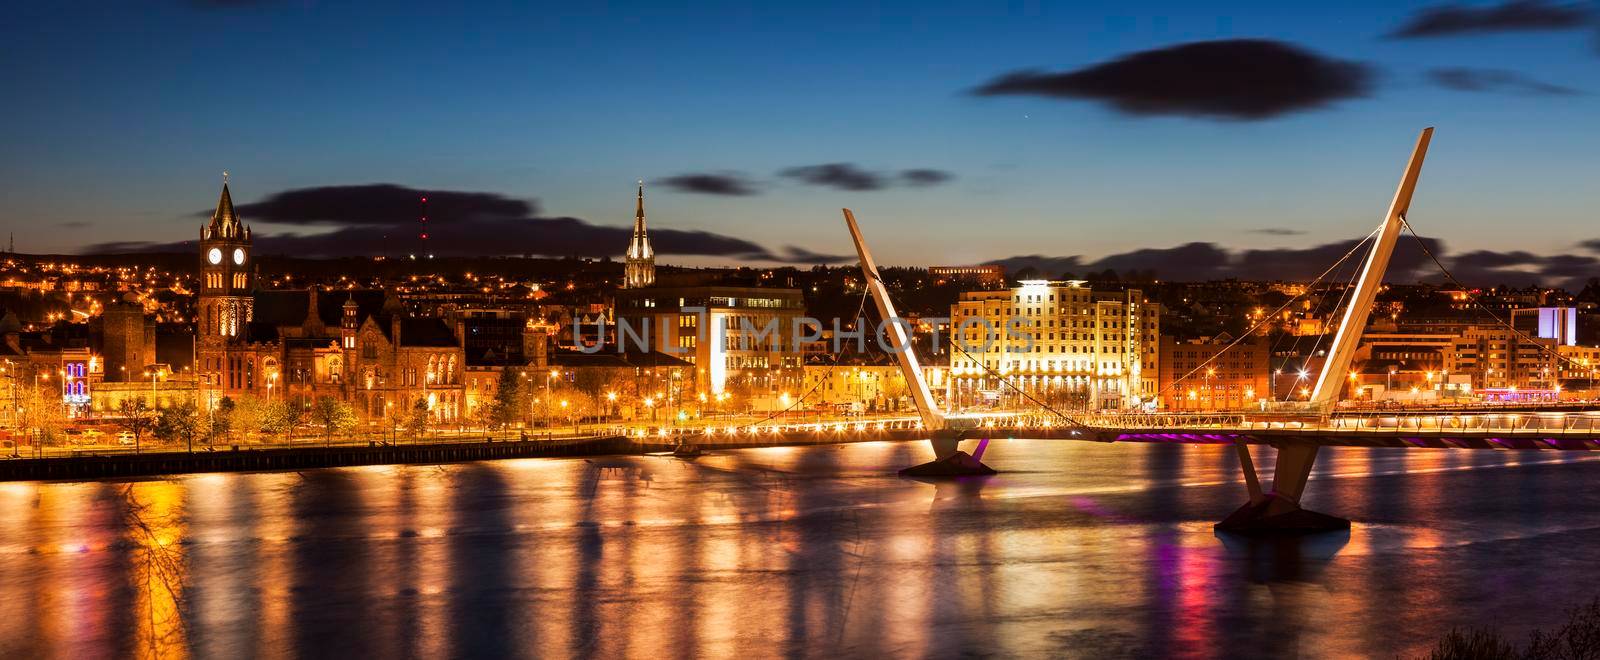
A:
[844,209,945,432]
[1309,127,1434,408]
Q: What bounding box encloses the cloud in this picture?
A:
[213,184,534,226]
[991,237,1441,283]
[989,238,1600,288]
[777,164,957,191]
[901,169,955,186]
[779,163,885,191]
[655,173,759,196]
[57,221,92,229]
[1581,239,1600,252]
[1249,228,1307,236]
[970,39,1373,120]
[1390,0,1591,38]
[88,217,775,260]
[1428,67,1577,94]
[99,183,840,261]
[775,245,852,264]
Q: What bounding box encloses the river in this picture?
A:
[3,439,1600,658]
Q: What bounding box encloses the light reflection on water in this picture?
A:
[3,440,1600,659]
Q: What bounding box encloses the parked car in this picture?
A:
[116,431,136,446]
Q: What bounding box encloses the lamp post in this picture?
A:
[545,368,559,429]
[1387,366,1397,397]
[1272,369,1282,402]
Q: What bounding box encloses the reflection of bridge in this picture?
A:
[843,126,1600,534]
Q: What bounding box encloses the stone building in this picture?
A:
[191,180,466,426]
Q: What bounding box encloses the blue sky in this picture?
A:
[2,0,1597,272]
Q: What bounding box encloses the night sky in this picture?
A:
[4,1,1598,284]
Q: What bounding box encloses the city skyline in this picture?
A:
[5,1,1600,281]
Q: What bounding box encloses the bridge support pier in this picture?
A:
[898,430,995,478]
[1216,442,1348,535]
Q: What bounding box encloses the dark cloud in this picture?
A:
[88,217,773,260]
[990,238,1600,289]
[990,237,1443,284]
[1390,0,1591,38]
[1428,67,1577,94]
[779,163,885,191]
[1249,228,1307,236]
[57,221,92,229]
[1444,249,1599,287]
[1581,239,1600,252]
[100,183,841,261]
[901,169,955,187]
[778,163,955,191]
[655,173,760,196]
[775,246,852,265]
[971,39,1373,120]
[213,184,534,226]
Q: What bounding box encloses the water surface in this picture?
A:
[4,440,1600,659]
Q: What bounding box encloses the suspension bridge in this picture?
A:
[837,126,1600,534]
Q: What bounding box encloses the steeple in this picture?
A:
[623,180,656,288]
[627,181,652,260]
[206,174,244,239]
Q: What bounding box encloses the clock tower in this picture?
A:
[198,176,253,342]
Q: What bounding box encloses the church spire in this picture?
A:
[207,173,242,239]
[624,180,655,288]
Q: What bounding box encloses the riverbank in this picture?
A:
[0,427,929,482]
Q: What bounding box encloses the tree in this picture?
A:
[260,400,297,442]
[19,383,67,449]
[154,401,204,451]
[312,396,357,443]
[210,396,235,444]
[231,395,264,443]
[406,398,430,440]
[489,368,524,430]
[120,399,157,448]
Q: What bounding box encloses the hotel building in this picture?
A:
[947,280,1161,410]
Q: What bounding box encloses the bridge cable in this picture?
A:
[1149,224,1382,405]
[946,333,1089,428]
[737,283,873,433]
[1401,216,1594,380]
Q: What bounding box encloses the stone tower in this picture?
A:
[623,181,655,288]
[198,177,254,343]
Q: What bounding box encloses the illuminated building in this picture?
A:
[613,286,805,395]
[1158,335,1269,410]
[623,182,655,289]
[928,265,1005,287]
[947,280,1161,409]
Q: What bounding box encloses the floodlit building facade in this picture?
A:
[947,280,1161,410]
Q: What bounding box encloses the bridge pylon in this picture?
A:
[843,209,994,477]
[1218,127,1433,534]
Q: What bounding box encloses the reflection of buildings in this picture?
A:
[947,280,1161,409]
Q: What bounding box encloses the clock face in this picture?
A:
[232,248,245,265]
[207,248,222,265]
